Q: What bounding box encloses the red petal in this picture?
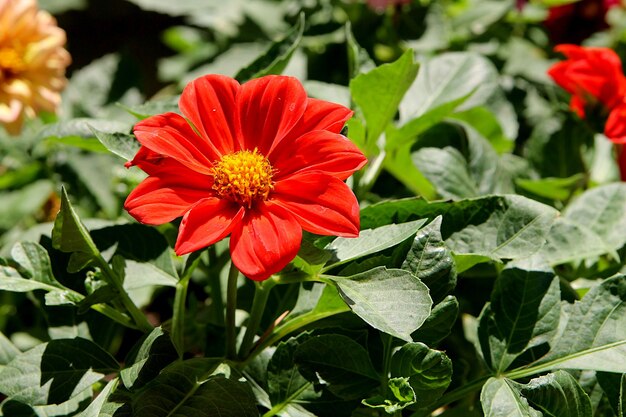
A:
[605,104,626,144]
[230,203,302,281]
[124,176,210,225]
[179,74,240,156]
[272,172,360,237]
[175,198,245,255]
[134,112,218,175]
[279,98,354,144]
[237,75,307,155]
[271,130,367,180]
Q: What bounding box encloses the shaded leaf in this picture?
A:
[294,334,379,400]
[235,13,304,82]
[0,338,119,405]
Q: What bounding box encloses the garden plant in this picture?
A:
[1,0,626,416]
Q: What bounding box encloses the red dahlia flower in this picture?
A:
[124,74,367,281]
[548,44,626,117]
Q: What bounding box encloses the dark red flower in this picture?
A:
[544,0,621,45]
[124,74,367,281]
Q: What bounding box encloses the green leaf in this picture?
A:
[51,187,99,259]
[363,377,416,413]
[399,52,498,124]
[0,264,67,294]
[76,379,118,417]
[267,333,317,408]
[350,49,419,148]
[412,147,478,199]
[121,96,180,119]
[11,242,63,289]
[402,216,456,304]
[90,127,140,161]
[411,296,459,346]
[328,267,432,341]
[1,387,93,417]
[563,183,626,251]
[0,180,54,231]
[131,359,258,417]
[325,219,427,268]
[65,154,119,218]
[481,377,542,417]
[0,338,119,406]
[479,257,561,372]
[529,275,626,374]
[390,342,452,408]
[120,327,178,390]
[538,217,616,266]
[519,371,592,417]
[294,334,379,400]
[0,331,20,367]
[235,13,304,82]
[597,372,626,417]
[516,175,585,202]
[40,118,130,147]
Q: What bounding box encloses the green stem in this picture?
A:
[243,304,348,367]
[419,375,490,415]
[207,246,225,324]
[225,262,240,359]
[380,333,395,388]
[95,256,153,332]
[262,382,313,417]
[90,303,136,329]
[239,278,276,359]
[171,252,202,358]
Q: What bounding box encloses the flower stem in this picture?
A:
[207,246,225,324]
[238,278,276,359]
[171,251,202,358]
[95,256,153,332]
[225,261,240,359]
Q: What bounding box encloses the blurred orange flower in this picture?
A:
[0,0,71,134]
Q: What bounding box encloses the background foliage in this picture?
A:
[2,0,626,416]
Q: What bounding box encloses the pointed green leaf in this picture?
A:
[51,187,99,258]
[480,257,561,372]
[362,377,416,413]
[350,49,419,147]
[329,267,432,341]
[0,331,20,368]
[402,216,456,304]
[90,126,140,161]
[325,219,427,268]
[76,379,119,417]
[530,275,626,373]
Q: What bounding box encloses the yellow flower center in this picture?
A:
[0,47,26,78]
[211,149,275,208]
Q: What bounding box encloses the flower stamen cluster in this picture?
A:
[211,149,275,208]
